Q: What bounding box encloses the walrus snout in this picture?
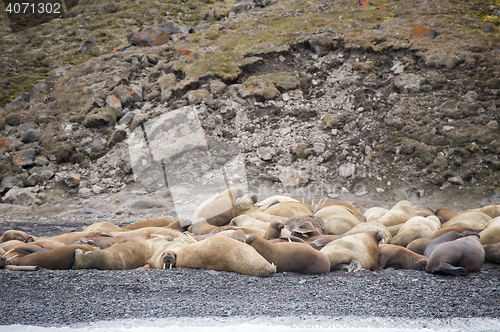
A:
[162,252,176,269]
[246,235,255,245]
[266,263,277,277]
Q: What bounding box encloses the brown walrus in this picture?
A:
[122,218,177,230]
[17,244,95,270]
[406,238,431,255]
[318,201,366,223]
[314,205,360,235]
[246,234,330,274]
[263,201,314,219]
[162,236,276,277]
[484,242,500,264]
[434,207,458,223]
[193,187,244,226]
[262,220,285,240]
[378,244,427,270]
[72,237,171,270]
[0,230,35,243]
[320,230,383,271]
[425,235,485,276]
[390,216,441,247]
[424,231,465,258]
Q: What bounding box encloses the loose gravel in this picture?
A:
[1,267,499,327]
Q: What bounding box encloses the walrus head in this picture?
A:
[270,220,284,231]
[245,234,255,245]
[162,251,177,269]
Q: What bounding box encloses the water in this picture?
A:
[2,316,499,332]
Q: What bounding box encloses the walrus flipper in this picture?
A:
[437,263,468,276]
[335,259,362,272]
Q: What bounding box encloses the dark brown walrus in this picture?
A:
[378,244,427,270]
[17,244,95,270]
[246,234,330,274]
[425,235,485,276]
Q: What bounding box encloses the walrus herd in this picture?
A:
[1,187,500,277]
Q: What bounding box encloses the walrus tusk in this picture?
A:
[302,197,304,204]
[2,248,16,257]
[6,254,19,262]
[288,238,292,243]
[311,197,314,208]
[183,232,197,243]
[150,234,165,238]
[169,263,172,270]
[180,238,187,244]
[163,263,166,269]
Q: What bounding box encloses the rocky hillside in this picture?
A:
[0,0,499,216]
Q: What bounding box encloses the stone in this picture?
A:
[65,173,81,188]
[28,82,50,101]
[307,37,332,57]
[313,143,326,154]
[0,137,23,149]
[91,137,105,153]
[21,129,37,143]
[34,156,49,166]
[92,185,104,194]
[5,93,29,110]
[158,73,177,103]
[107,129,127,148]
[79,187,92,196]
[394,73,426,93]
[2,186,37,206]
[205,10,215,21]
[279,127,291,135]
[39,165,54,180]
[130,85,143,102]
[228,11,236,19]
[339,163,355,177]
[482,25,498,34]
[322,114,344,130]
[5,113,22,126]
[82,107,121,128]
[63,124,73,135]
[77,36,96,53]
[11,149,37,167]
[257,147,275,161]
[112,86,132,107]
[464,91,478,101]
[106,95,123,111]
[487,120,498,127]
[185,89,214,105]
[190,23,210,33]
[411,26,439,39]
[279,168,308,186]
[448,176,464,186]
[210,80,227,95]
[119,112,136,126]
[127,26,171,47]
[391,61,405,74]
[365,146,373,155]
[232,0,253,13]
[0,176,21,193]
[442,125,454,134]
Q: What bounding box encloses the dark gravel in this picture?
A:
[1,267,499,327]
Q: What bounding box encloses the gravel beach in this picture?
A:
[1,259,500,327]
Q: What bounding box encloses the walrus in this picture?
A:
[425,235,485,276]
[386,224,404,237]
[320,230,384,271]
[188,218,218,235]
[364,207,389,222]
[424,231,465,258]
[435,207,458,223]
[76,235,121,249]
[341,221,391,244]
[441,211,491,230]
[0,239,67,267]
[162,236,276,277]
[0,230,36,243]
[375,200,417,227]
[413,205,436,218]
[262,220,286,240]
[109,227,183,241]
[475,204,500,219]
[17,244,95,270]
[255,195,299,210]
[263,201,314,219]
[390,216,441,247]
[122,218,178,230]
[84,222,123,234]
[430,226,479,240]
[268,236,308,244]
[484,242,500,264]
[246,234,330,274]
[193,187,244,226]
[479,224,500,247]
[236,193,288,223]
[210,225,266,238]
[314,205,360,235]
[142,236,193,269]
[406,238,431,255]
[284,216,326,234]
[73,237,171,270]
[378,244,427,270]
[229,215,292,237]
[317,201,366,223]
